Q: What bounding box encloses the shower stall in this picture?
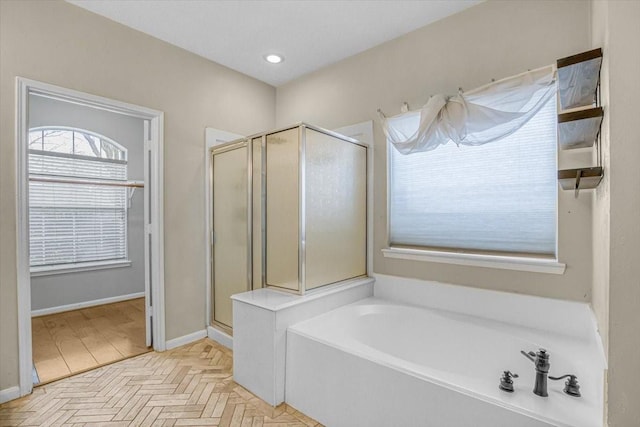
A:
[209,123,368,331]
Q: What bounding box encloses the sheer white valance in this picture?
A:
[380,65,557,154]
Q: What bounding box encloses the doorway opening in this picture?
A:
[16,78,165,397]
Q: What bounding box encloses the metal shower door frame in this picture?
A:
[209,139,253,332]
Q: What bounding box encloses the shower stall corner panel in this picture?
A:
[212,123,369,316]
[265,128,300,292]
[304,128,367,290]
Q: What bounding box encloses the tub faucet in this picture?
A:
[521,348,550,397]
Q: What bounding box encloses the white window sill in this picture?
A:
[382,247,566,275]
[30,260,132,277]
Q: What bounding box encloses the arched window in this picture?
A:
[28,127,127,160]
[28,127,129,270]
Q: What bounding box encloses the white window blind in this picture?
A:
[389,97,557,256]
[28,128,128,269]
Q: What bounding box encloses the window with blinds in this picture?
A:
[28,128,128,270]
[388,97,557,256]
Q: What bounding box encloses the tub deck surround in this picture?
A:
[231,277,374,406]
[286,297,604,427]
[373,273,607,361]
[231,278,372,312]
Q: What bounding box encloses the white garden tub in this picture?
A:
[286,297,604,427]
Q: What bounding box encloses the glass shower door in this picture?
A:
[211,142,250,329]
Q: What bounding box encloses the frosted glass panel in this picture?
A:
[252,137,263,289]
[213,146,248,327]
[305,129,367,289]
[266,129,299,291]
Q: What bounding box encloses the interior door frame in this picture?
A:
[15,77,166,398]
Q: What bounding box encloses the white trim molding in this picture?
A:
[382,247,566,274]
[30,260,132,277]
[31,292,145,317]
[15,77,166,401]
[16,77,33,398]
[165,329,208,350]
[207,325,232,349]
[149,112,166,352]
[0,387,21,405]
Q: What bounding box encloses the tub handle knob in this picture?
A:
[499,370,519,393]
[549,374,581,397]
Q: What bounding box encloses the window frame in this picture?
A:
[383,107,565,275]
[28,126,131,275]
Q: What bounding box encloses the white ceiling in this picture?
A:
[68,1,481,87]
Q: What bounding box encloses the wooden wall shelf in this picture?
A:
[558,167,603,191]
[557,48,602,111]
[556,48,604,196]
[558,107,604,150]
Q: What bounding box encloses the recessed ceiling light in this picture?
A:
[264,54,284,64]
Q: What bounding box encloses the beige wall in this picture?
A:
[591,1,640,426]
[3,2,636,424]
[0,0,275,391]
[591,0,611,375]
[276,0,592,301]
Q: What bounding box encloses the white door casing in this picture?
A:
[15,77,165,399]
[143,120,152,347]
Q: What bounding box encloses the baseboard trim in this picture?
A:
[0,386,21,404]
[31,292,145,317]
[207,326,232,349]
[165,329,208,350]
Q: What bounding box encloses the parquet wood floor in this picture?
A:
[32,298,150,385]
[1,339,321,426]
